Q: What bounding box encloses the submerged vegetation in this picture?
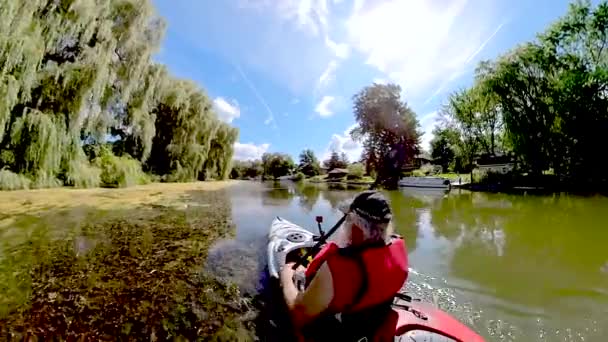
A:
[0,182,256,339]
[0,0,237,191]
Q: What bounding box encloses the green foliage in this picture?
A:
[323,150,348,171]
[293,172,305,182]
[437,0,608,188]
[94,147,147,188]
[412,169,426,177]
[347,163,365,179]
[64,160,101,188]
[0,169,31,191]
[31,173,63,189]
[420,164,437,176]
[430,127,458,172]
[351,83,421,188]
[261,153,294,179]
[231,160,263,179]
[0,0,236,190]
[298,149,321,176]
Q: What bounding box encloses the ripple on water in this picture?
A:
[404,268,606,342]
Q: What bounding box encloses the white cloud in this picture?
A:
[325,36,350,59]
[323,124,363,162]
[373,77,388,84]
[240,0,330,36]
[418,111,440,151]
[233,142,270,161]
[315,96,336,117]
[317,60,339,89]
[213,97,241,123]
[346,0,502,99]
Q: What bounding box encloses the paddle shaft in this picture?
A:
[292,214,347,270]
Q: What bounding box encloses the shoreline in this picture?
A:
[0,181,236,216]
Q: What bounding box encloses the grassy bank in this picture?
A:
[0,181,257,340]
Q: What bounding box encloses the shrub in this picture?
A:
[0,169,32,190]
[292,172,305,182]
[31,173,63,189]
[412,169,425,177]
[419,164,435,176]
[64,160,101,188]
[347,163,364,179]
[94,147,147,188]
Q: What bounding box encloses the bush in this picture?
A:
[0,169,32,190]
[292,172,305,182]
[419,164,436,176]
[31,173,63,189]
[94,147,148,188]
[64,160,101,188]
[347,163,365,179]
[412,169,425,177]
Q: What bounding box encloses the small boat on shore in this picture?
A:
[399,176,451,190]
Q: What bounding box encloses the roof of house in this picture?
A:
[328,168,349,174]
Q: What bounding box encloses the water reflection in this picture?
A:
[215,182,608,341]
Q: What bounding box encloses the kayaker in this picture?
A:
[279,190,409,341]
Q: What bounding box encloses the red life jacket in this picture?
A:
[304,236,409,313]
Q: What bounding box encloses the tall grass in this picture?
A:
[0,169,31,190]
[93,147,148,188]
[64,160,101,188]
[31,173,63,189]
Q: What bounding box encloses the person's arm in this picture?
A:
[280,262,334,328]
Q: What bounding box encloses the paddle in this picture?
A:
[291,213,347,270]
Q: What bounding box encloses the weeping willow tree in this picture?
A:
[204,123,239,180]
[147,77,237,182]
[0,0,236,189]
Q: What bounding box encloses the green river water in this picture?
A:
[217,181,608,342]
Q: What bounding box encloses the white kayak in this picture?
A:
[267,216,317,279]
[266,216,486,342]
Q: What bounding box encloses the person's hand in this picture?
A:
[281,262,302,278]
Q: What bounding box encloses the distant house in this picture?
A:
[475,153,515,174]
[402,153,433,171]
[327,168,349,179]
[415,153,432,166]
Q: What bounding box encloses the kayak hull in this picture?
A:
[267,216,485,342]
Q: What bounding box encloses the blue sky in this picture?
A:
[152,0,575,162]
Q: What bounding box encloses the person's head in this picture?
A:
[337,190,393,247]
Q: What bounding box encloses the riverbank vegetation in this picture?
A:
[230,82,423,189]
[230,148,374,185]
[0,182,257,340]
[431,0,608,192]
[0,0,236,191]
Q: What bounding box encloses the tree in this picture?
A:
[261,152,294,179]
[351,83,421,188]
[298,149,320,177]
[231,160,263,179]
[340,152,349,167]
[0,0,237,188]
[437,0,608,188]
[323,150,347,171]
[347,163,365,179]
[441,89,481,175]
[430,127,457,173]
